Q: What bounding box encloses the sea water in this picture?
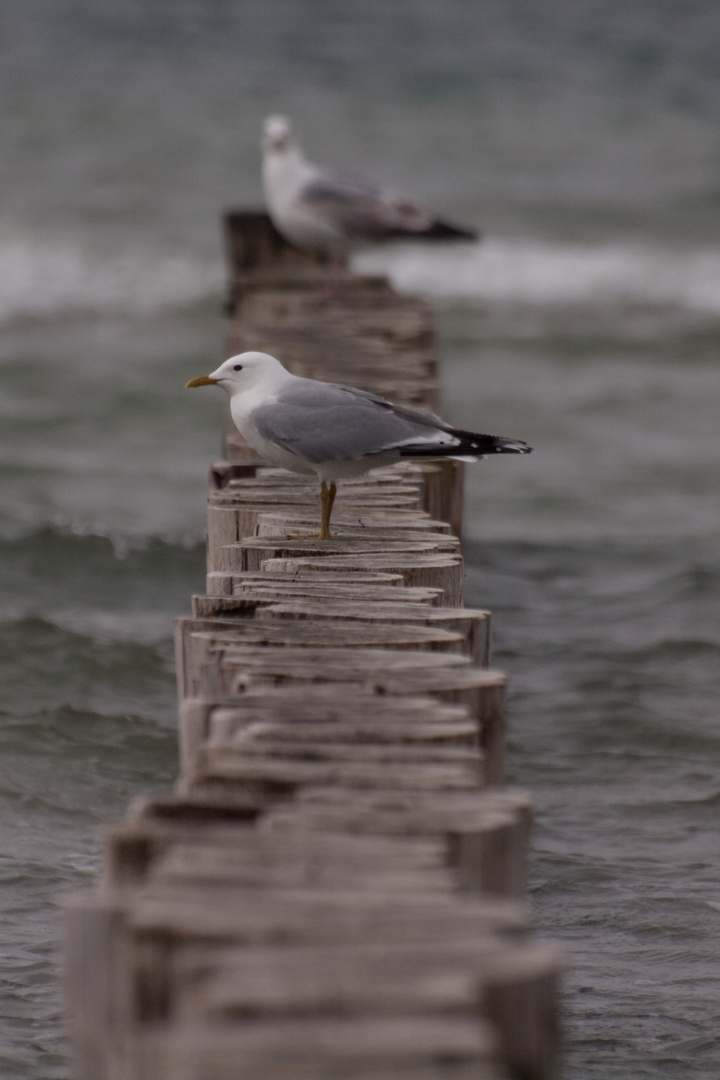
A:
[1,2,720,1076]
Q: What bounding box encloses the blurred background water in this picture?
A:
[1,1,719,1076]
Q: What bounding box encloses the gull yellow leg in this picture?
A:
[318,480,337,540]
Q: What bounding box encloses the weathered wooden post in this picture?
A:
[63,211,563,1080]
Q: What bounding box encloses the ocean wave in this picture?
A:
[0,521,204,558]
[5,232,719,320]
[0,234,223,323]
[354,238,720,313]
[0,526,204,640]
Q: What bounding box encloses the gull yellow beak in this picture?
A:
[185,375,219,388]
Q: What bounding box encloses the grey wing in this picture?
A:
[300,172,436,239]
[252,381,454,464]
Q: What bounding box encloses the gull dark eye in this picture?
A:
[233,364,243,371]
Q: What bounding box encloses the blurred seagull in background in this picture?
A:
[261,115,479,290]
[187,351,530,540]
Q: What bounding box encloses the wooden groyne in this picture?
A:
[64,213,563,1080]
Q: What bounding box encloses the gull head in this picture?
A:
[262,115,294,154]
[186,351,289,395]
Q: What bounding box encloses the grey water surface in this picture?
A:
[1,2,719,1077]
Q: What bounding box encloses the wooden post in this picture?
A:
[63,211,562,1080]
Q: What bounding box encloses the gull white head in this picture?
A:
[186,351,288,395]
[262,115,295,155]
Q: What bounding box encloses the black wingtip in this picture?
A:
[399,434,531,460]
[492,438,532,454]
[461,433,532,456]
[423,220,479,242]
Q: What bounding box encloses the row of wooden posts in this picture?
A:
[64,213,563,1079]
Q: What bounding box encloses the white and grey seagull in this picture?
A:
[261,115,478,284]
[187,351,531,540]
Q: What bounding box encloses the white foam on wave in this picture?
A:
[5,233,720,321]
[355,238,720,313]
[0,235,223,323]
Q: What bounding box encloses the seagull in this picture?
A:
[187,351,531,540]
[261,115,478,286]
